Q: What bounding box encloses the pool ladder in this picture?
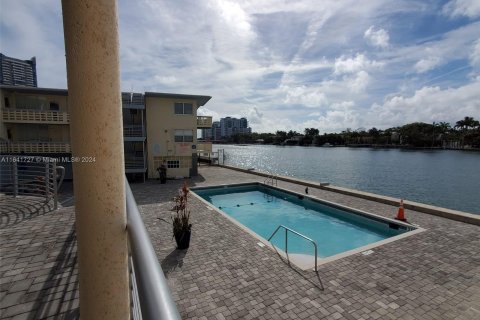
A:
[268,225,318,272]
[264,175,278,186]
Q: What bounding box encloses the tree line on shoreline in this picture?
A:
[220,116,480,149]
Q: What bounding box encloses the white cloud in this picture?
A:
[249,110,299,133]
[369,80,480,127]
[153,75,178,85]
[245,106,264,124]
[331,101,355,110]
[375,22,480,84]
[334,54,383,75]
[414,56,442,73]
[302,103,361,133]
[348,71,371,93]
[197,107,221,121]
[364,25,389,48]
[443,0,480,19]
[470,40,480,67]
[283,85,328,108]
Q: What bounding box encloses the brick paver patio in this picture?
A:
[1,165,479,319]
[0,191,78,319]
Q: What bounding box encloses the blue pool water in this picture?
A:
[193,184,411,258]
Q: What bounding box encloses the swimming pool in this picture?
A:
[192,183,422,268]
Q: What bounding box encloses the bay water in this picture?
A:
[213,144,480,214]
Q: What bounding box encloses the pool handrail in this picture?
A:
[268,225,318,272]
[264,175,277,186]
[125,181,181,320]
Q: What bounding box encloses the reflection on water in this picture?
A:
[214,144,480,214]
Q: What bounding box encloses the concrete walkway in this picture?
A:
[1,166,479,319]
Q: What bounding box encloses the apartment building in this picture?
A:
[0,85,212,180]
[145,92,211,179]
[0,86,72,177]
[122,92,147,181]
[0,53,38,87]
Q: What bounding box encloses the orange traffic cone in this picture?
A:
[395,199,406,221]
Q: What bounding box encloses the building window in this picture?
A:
[174,129,193,142]
[154,156,191,170]
[49,102,59,111]
[174,102,193,115]
[166,160,180,168]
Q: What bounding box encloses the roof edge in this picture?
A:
[145,92,211,107]
[0,85,68,96]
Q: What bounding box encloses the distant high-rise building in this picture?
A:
[0,53,37,87]
[212,121,221,140]
[219,116,251,138]
[201,121,221,141]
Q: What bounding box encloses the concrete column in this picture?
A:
[61,1,129,319]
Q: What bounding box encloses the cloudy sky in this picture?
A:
[1,0,480,133]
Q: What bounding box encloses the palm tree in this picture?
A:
[471,119,480,130]
[454,117,480,148]
[437,122,451,134]
[455,116,478,131]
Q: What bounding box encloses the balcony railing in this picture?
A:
[122,102,145,109]
[2,109,70,124]
[0,155,65,210]
[196,116,212,128]
[196,142,213,153]
[0,142,71,153]
[125,156,146,169]
[125,181,181,320]
[124,125,145,137]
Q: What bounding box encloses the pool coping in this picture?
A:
[190,182,426,271]
[217,164,480,225]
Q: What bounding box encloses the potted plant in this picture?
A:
[172,181,192,249]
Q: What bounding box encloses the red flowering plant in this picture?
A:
[172,181,192,249]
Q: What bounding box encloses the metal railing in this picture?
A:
[264,175,278,186]
[196,142,213,153]
[268,225,318,272]
[217,149,225,165]
[124,125,145,137]
[2,109,70,123]
[125,181,181,320]
[196,116,212,128]
[125,156,146,169]
[0,155,65,210]
[1,142,71,153]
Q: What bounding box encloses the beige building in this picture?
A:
[0,86,71,155]
[145,92,212,179]
[1,85,213,180]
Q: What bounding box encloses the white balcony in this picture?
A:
[196,142,213,153]
[0,142,71,153]
[2,109,70,124]
[196,116,212,128]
